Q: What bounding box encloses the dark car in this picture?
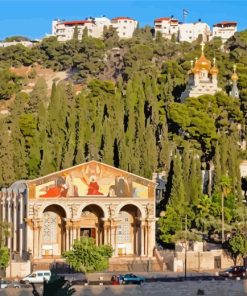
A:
[121,274,145,284]
[219,266,247,278]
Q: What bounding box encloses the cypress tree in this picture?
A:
[26,78,48,113]
[213,142,222,194]
[102,118,114,166]
[0,121,15,186]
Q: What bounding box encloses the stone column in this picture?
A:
[32,219,41,258]
[19,197,23,257]
[145,224,149,257]
[65,225,70,251]
[38,222,42,258]
[113,225,118,256]
[7,198,11,249]
[104,226,107,245]
[147,219,157,257]
[13,195,17,252]
[135,223,139,256]
[1,196,5,221]
[141,221,145,256]
[71,219,79,244]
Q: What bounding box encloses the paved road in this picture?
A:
[1,280,247,296]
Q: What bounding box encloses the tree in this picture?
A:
[63,237,113,273]
[0,247,9,270]
[0,69,22,100]
[224,232,247,265]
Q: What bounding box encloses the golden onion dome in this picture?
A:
[195,54,211,71]
[192,66,200,74]
[210,66,219,75]
[231,72,238,81]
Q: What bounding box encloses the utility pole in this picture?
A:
[184,214,187,280]
[221,191,225,244]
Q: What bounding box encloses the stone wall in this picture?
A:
[175,249,239,272]
[6,261,31,279]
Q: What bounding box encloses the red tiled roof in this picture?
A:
[154,17,178,23]
[213,21,237,27]
[62,20,93,25]
[154,17,171,22]
[111,17,135,21]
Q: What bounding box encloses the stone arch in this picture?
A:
[37,203,70,219]
[115,201,145,218]
[41,204,67,257]
[77,202,108,219]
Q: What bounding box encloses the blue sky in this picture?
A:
[0,0,246,40]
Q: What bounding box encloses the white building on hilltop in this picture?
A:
[111,17,138,39]
[178,21,211,43]
[154,17,179,40]
[52,16,137,41]
[52,17,111,41]
[180,43,222,101]
[212,21,237,43]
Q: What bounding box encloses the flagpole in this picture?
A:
[183,9,188,24]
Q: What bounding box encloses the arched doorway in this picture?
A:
[80,204,104,245]
[42,205,66,258]
[117,205,141,256]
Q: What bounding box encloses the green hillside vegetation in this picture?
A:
[0,27,247,246]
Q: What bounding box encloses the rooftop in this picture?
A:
[61,20,93,25]
[213,21,237,27]
[111,16,135,21]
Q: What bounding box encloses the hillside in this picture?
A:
[0,27,247,245]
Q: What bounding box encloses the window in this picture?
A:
[37,273,43,277]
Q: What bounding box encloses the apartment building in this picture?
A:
[212,21,237,43]
[111,17,138,39]
[178,21,211,42]
[154,17,179,40]
[52,17,110,41]
[52,16,137,41]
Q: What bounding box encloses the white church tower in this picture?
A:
[180,43,222,101]
[229,65,239,99]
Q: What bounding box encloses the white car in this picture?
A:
[21,270,51,284]
[0,280,8,289]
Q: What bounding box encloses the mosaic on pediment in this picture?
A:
[28,161,154,200]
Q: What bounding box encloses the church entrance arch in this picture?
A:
[80,204,104,245]
[117,204,141,256]
[41,205,66,258]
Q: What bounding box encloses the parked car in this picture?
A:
[219,266,247,278]
[0,280,8,289]
[7,281,21,288]
[21,270,51,284]
[121,274,145,284]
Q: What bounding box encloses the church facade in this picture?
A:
[0,161,157,265]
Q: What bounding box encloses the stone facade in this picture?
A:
[0,161,157,267]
